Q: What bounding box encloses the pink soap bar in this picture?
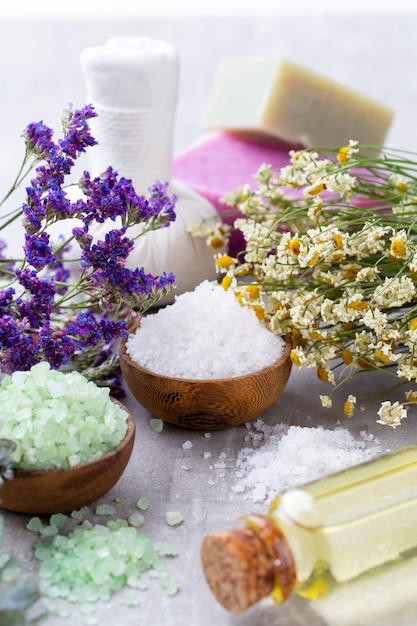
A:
[172,132,294,255]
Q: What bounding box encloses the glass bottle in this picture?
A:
[201,445,417,614]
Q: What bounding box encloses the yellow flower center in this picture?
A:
[390,237,407,259]
[344,265,358,280]
[342,349,353,365]
[221,275,233,291]
[316,366,329,382]
[348,299,368,311]
[289,239,302,256]
[375,349,390,364]
[337,146,350,163]
[343,399,355,417]
[333,233,344,250]
[251,305,265,321]
[396,181,407,194]
[307,251,320,267]
[290,349,303,366]
[216,254,234,269]
[245,284,260,299]
[409,318,417,331]
[210,236,226,250]
[308,182,327,196]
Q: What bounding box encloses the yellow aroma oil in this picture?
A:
[201,446,417,614]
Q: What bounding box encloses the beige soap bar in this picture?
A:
[202,58,394,149]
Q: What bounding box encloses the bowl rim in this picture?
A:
[8,399,135,478]
[119,326,292,384]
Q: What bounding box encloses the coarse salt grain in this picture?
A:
[126,280,285,379]
[231,421,383,504]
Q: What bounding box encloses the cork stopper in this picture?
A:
[201,527,277,614]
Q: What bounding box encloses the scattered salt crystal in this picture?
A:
[203,451,212,459]
[95,504,116,517]
[165,511,184,527]
[150,418,163,433]
[204,433,212,438]
[26,517,43,533]
[182,441,193,450]
[136,498,149,511]
[232,422,382,504]
[126,280,285,379]
[49,514,68,528]
[128,512,145,527]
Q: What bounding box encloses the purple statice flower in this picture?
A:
[80,228,133,272]
[65,311,128,348]
[77,170,177,228]
[146,180,177,226]
[39,323,78,369]
[22,105,98,234]
[15,268,55,329]
[0,317,41,373]
[0,288,15,314]
[59,104,97,158]
[0,104,177,386]
[23,120,56,159]
[77,168,133,225]
[24,232,56,270]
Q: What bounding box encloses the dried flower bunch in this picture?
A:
[0,104,176,390]
[216,140,417,427]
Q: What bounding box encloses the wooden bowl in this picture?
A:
[119,332,292,430]
[0,401,135,515]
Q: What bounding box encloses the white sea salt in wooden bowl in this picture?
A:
[119,281,292,430]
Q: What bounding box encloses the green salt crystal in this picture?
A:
[80,520,94,530]
[39,525,58,537]
[1,561,21,581]
[107,519,128,530]
[127,513,144,528]
[79,506,91,516]
[50,513,68,528]
[114,497,125,503]
[26,516,43,533]
[34,545,51,561]
[136,498,149,511]
[165,511,184,527]
[95,504,116,517]
[127,575,148,590]
[154,542,179,557]
[150,418,163,433]
[163,579,180,596]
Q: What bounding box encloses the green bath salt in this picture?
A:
[0,362,128,469]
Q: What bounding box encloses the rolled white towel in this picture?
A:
[80,37,222,300]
